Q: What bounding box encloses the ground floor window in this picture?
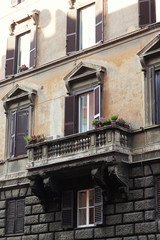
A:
[6,199,25,234]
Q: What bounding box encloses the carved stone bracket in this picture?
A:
[91,160,129,201]
[9,9,40,35]
[29,174,61,210]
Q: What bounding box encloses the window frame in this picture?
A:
[78,3,96,50]
[78,91,94,133]
[16,31,31,73]
[66,0,103,54]
[62,186,103,229]
[2,85,37,160]
[5,10,39,78]
[77,188,95,227]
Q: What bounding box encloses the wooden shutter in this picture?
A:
[5,36,15,77]
[95,0,103,43]
[151,67,156,124]
[139,0,156,27]
[6,200,16,234]
[155,70,160,124]
[94,85,101,119]
[11,0,19,6]
[62,190,73,229]
[15,199,25,233]
[10,112,16,158]
[16,109,29,156]
[30,25,37,68]
[156,176,160,219]
[66,9,77,54]
[94,186,103,225]
[64,95,77,136]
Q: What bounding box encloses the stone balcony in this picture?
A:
[26,124,160,171]
[26,125,131,171]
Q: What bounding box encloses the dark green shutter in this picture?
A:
[64,95,77,135]
[10,112,16,158]
[62,190,73,229]
[156,176,160,218]
[6,200,16,234]
[5,36,16,77]
[95,0,103,43]
[30,25,37,68]
[139,0,156,27]
[66,9,77,54]
[15,199,25,233]
[94,186,103,225]
[16,109,29,156]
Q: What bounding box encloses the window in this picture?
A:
[5,10,39,77]
[63,62,105,136]
[139,0,160,27]
[77,189,94,227]
[6,199,25,234]
[17,32,30,72]
[66,0,103,54]
[10,109,29,158]
[62,186,103,229]
[79,92,94,132]
[79,4,95,50]
[64,86,101,135]
[2,84,37,159]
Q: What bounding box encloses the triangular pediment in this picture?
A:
[137,34,160,57]
[2,84,37,102]
[64,62,106,81]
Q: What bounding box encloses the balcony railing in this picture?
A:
[26,125,131,169]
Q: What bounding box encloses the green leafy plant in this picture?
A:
[110,114,119,121]
[91,119,99,126]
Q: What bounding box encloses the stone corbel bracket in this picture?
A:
[91,161,129,201]
[29,174,61,210]
[108,161,129,199]
[9,9,40,35]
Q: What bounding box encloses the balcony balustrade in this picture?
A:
[26,125,131,169]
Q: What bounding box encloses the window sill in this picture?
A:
[8,154,28,161]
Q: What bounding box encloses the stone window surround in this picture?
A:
[2,84,37,160]
[137,34,160,126]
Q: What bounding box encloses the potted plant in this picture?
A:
[18,64,29,72]
[116,117,126,126]
[24,134,46,144]
[91,119,99,128]
[110,114,118,125]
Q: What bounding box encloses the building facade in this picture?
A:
[0,0,160,239]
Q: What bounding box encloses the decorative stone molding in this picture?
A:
[9,9,40,35]
[91,160,129,200]
[2,84,37,112]
[63,61,106,94]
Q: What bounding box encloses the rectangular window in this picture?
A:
[6,199,25,234]
[62,186,103,229]
[10,109,29,158]
[79,92,94,132]
[66,0,103,54]
[79,4,95,50]
[17,32,30,72]
[77,189,94,227]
